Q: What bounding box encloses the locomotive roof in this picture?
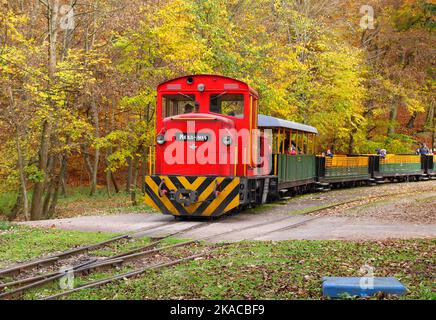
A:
[258,114,318,134]
[157,74,258,96]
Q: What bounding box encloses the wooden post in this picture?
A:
[276,129,280,154]
[281,129,285,154]
[296,130,300,153]
[305,132,308,154]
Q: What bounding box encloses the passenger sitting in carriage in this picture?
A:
[376,148,387,158]
[285,140,297,155]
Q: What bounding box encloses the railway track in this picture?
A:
[0,188,431,300]
[0,220,211,299]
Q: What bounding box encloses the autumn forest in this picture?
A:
[0,0,434,221]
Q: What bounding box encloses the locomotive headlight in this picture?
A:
[222,135,232,146]
[156,134,165,145]
[197,83,205,92]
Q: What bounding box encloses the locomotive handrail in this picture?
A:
[148,145,155,175]
[170,117,218,121]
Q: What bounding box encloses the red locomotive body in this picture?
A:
[144,75,275,217]
[155,75,260,178]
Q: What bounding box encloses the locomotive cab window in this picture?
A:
[210,93,244,118]
[162,94,195,118]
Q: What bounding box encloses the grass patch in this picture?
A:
[0,186,153,220]
[0,224,182,267]
[89,237,152,257]
[55,187,152,218]
[244,203,282,214]
[59,239,435,300]
[0,225,116,266]
[288,203,339,216]
[0,221,12,230]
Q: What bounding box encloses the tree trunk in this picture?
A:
[141,151,146,193]
[8,86,29,220]
[406,112,417,129]
[111,171,120,193]
[432,103,435,151]
[47,159,64,218]
[424,101,435,150]
[48,140,70,217]
[60,174,67,196]
[81,143,94,182]
[90,97,100,196]
[105,168,112,197]
[15,130,29,220]
[126,156,132,193]
[388,99,398,136]
[30,0,59,220]
[42,155,56,217]
[348,132,354,155]
[30,121,52,220]
[130,156,138,206]
[10,191,22,221]
[60,144,69,196]
[105,146,113,197]
[132,156,139,188]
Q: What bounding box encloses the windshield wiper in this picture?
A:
[210,91,227,101]
[176,92,195,101]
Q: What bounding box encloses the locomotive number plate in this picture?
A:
[175,133,210,142]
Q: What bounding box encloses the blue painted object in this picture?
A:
[322,277,406,298]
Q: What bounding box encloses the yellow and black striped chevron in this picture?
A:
[144,175,240,217]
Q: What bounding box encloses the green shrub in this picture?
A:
[0,192,17,217]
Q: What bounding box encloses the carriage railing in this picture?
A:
[379,154,421,165]
[325,155,369,168]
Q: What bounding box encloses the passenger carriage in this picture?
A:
[316,155,372,187]
[370,154,426,182]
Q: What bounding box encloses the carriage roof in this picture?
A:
[257,114,318,134]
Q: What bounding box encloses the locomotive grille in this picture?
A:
[144,175,240,217]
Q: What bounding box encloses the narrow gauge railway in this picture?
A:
[144,74,435,218]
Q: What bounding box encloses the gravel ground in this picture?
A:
[315,191,436,224]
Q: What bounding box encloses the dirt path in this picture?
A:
[21,180,436,241]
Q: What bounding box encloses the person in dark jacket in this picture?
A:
[419,143,430,155]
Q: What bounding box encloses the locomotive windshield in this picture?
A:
[162,94,195,117]
[210,93,244,118]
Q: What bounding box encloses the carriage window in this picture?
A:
[210,94,244,118]
[162,94,195,118]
